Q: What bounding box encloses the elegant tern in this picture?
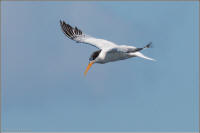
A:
[60,20,155,76]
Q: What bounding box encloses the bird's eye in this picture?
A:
[89,57,93,61]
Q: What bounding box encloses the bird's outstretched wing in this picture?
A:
[60,20,117,49]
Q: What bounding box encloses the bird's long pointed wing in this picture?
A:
[60,20,117,49]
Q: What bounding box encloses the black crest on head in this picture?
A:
[89,50,102,61]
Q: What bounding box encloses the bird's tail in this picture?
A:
[131,52,156,61]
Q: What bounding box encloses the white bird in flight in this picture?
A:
[60,20,155,76]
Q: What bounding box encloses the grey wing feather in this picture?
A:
[107,47,129,53]
[60,20,117,49]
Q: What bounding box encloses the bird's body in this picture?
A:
[93,46,134,64]
[60,20,155,75]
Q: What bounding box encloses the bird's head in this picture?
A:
[84,50,101,76]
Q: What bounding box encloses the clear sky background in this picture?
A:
[1,1,199,132]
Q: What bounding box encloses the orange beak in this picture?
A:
[84,61,94,76]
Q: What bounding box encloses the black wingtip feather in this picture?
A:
[60,20,83,40]
[145,42,153,48]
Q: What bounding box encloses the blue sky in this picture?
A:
[1,1,199,132]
